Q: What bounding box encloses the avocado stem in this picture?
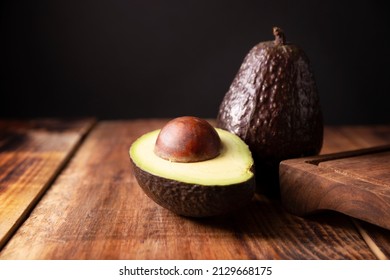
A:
[273,27,286,45]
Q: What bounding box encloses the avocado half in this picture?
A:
[129,128,255,217]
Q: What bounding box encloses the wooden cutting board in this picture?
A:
[280,145,390,230]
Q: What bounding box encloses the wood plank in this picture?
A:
[321,125,390,154]
[0,118,95,250]
[356,221,390,259]
[0,121,380,259]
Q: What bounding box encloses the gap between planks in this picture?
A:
[0,120,97,251]
[352,219,387,260]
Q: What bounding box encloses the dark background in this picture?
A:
[1,0,389,124]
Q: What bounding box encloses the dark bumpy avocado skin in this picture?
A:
[217,28,323,194]
[130,159,255,217]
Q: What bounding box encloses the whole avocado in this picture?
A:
[217,27,323,193]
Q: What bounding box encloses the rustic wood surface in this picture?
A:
[357,221,390,259]
[0,119,95,250]
[280,145,390,230]
[0,120,389,259]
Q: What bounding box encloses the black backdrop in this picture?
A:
[1,0,389,124]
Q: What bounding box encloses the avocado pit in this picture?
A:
[154,116,221,163]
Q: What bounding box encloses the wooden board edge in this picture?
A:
[279,161,390,231]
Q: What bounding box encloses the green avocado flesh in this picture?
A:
[130,128,254,186]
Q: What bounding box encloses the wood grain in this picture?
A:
[313,126,390,258]
[321,125,390,154]
[0,118,95,249]
[356,221,390,259]
[0,121,384,259]
[280,145,390,230]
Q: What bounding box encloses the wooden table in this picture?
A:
[0,118,389,260]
